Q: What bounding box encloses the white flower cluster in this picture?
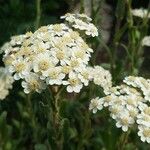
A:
[142,36,150,47]
[2,33,32,66]
[1,14,109,94]
[61,13,98,37]
[89,76,150,143]
[88,66,112,93]
[131,9,150,18]
[0,67,14,100]
[123,76,150,101]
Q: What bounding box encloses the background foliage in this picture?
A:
[0,0,150,149]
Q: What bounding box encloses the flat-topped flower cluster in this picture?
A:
[0,67,14,100]
[1,13,111,94]
[89,76,150,143]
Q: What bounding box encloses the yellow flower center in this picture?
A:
[75,51,85,59]
[82,72,89,79]
[49,71,59,79]
[53,24,62,32]
[68,78,78,86]
[15,63,26,72]
[56,51,65,60]
[121,117,129,125]
[62,66,72,74]
[144,107,150,115]
[143,129,150,137]
[39,61,50,71]
[70,60,79,68]
[29,80,39,90]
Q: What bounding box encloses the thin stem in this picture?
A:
[27,93,38,142]
[35,0,41,30]
[54,87,65,125]
[118,130,130,150]
[80,0,85,13]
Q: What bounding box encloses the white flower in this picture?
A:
[127,105,139,119]
[0,67,14,100]
[33,52,57,73]
[123,76,150,102]
[90,75,150,143]
[9,57,30,80]
[22,73,46,94]
[1,14,100,94]
[90,66,112,92]
[131,9,150,18]
[85,23,98,37]
[138,126,150,143]
[44,67,65,85]
[89,97,104,113]
[78,68,90,86]
[137,105,150,127]
[63,72,83,93]
[61,13,98,37]
[142,36,150,47]
[61,13,76,23]
[109,104,124,119]
[32,40,50,54]
[116,111,134,132]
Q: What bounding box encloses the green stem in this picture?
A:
[118,130,130,150]
[27,93,37,142]
[35,0,41,30]
[80,0,85,13]
[53,87,65,125]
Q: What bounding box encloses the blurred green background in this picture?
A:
[0,0,150,150]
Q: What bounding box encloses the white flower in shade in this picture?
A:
[0,89,9,100]
[48,23,70,36]
[89,97,104,113]
[125,95,139,108]
[123,76,150,102]
[63,72,83,93]
[0,42,9,54]
[0,67,14,100]
[85,23,98,37]
[73,19,98,37]
[60,13,76,23]
[61,13,92,23]
[102,95,116,107]
[44,67,65,85]
[131,9,150,18]
[137,105,150,127]
[109,105,124,119]
[22,73,46,94]
[78,68,90,86]
[73,19,88,30]
[116,111,134,132]
[90,66,112,92]
[142,36,150,47]
[61,13,98,37]
[9,57,30,80]
[138,126,150,143]
[127,105,139,119]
